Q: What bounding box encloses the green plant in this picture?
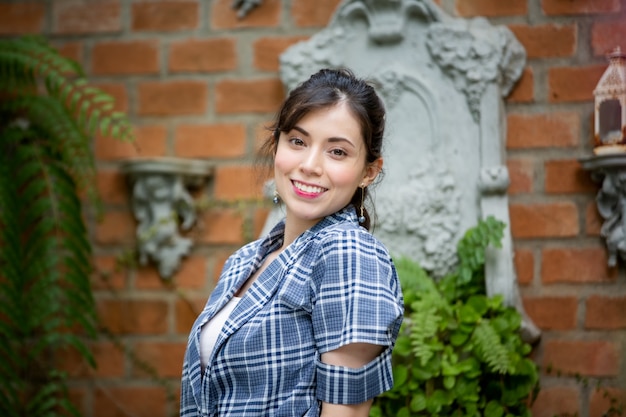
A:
[0,36,133,416]
[371,217,539,417]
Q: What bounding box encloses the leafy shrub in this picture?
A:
[371,217,539,417]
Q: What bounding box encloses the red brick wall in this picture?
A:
[2,0,625,416]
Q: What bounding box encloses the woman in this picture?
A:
[180,68,404,417]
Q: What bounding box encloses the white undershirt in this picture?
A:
[200,296,241,370]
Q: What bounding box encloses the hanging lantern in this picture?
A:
[594,47,626,154]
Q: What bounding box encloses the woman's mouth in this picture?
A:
[292,180,327,197]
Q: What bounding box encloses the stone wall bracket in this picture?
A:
[580,153,626,267]
[121,157,213,280]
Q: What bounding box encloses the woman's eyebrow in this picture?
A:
[292,125,309,136]
[328,137,357,148]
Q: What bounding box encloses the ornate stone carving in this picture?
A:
[580,153,626,267]
[121,158,213,279]
[426,19,526,122]
[377,162,461,278]
[333,0,441,43]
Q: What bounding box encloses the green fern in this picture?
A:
[471,320,513,374]
[409,303,442,366]
[0,35,134,416]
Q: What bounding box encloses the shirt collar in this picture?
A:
[263,205,359,248]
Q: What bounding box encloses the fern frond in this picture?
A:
[470,320,512,374]
[409,301,442,366]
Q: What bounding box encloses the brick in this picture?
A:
[216,78,284,114]
[531,386,580,417]
[291,0,342,28]
[55,42,83,65]
[254,207,272,238]
[133,264,163,289]
[97,299,168,335]
[506,67,534,103]
[211,0,280,29]
[67,387,87,416]
[93,386,167,417]
[507,112,580,149]
[138,81,208,116]
[542,0,620,16]
[590,388,626,417]
[94,125,167,160]
[59,341,125,378]
[585,200,602,236]
[456,0,526,17]
[585,295,626,329]
[132,0,198,32]
[96,168,129,205]
[253,36,309,71]
[132,342,187,378]
[548,65,607,103]
[175,295,207,334]
[514,248,534,285]
[175,256,209,289]
[214,165,264,200]
[199,209,245,244]
[92,256,126,290]
[94,211,136,245]
[0,2,45,35]
[93,82,128,113]
[544,159,598,194]
[174,124,246,159]
[591,20,626,57]
[522,296,578,330]
[541,247,616,283]
[509,202,579,238]
[132,125,170,156]
[542,339,620,377]
[92,40,159,76]
[52,0,122,35]
[169,38,237,73]
[135,256,208,290]
[509,24,576,59]
[507,158,534,195]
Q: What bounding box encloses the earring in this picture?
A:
[358,185,366,224]
[272,191,280,205]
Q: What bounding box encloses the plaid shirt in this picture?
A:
[180,207,404,417]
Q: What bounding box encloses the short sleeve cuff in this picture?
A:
[315,348,394,405]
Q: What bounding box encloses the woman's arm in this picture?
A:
[319,343,383,417]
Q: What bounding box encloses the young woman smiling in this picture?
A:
[180,68,404,417]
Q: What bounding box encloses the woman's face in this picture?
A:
[274,102,382,233]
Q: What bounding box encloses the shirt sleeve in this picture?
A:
[310,228,404,404]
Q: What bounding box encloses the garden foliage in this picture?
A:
[371,217,539,417]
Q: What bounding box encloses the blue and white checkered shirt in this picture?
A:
[180,207,404,417]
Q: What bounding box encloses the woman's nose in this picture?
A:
[299,149,323,176]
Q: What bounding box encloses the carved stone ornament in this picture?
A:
[259,0,539,342]
[580,153,626,267]
[121,157,213,279]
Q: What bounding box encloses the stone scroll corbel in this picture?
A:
[580,153,626,267]
[121,157,213,280]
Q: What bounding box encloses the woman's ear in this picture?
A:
[362,157,383,187]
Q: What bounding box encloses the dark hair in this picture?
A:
[259,68,386,230]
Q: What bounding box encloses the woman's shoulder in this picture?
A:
[314,218,391,259]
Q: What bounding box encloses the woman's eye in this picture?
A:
[330,148,347,157]
[289,137,305,146]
